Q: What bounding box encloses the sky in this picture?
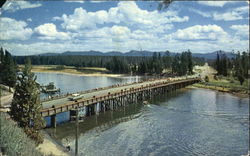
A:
[0,0,249,55]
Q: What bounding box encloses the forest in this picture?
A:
[212,50,249,85]
[13,50,205,75]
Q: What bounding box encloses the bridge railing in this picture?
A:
[40,78,201,117]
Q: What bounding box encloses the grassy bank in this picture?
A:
[0,113,42,156]
[18,65,123,77]
[193,78,249,97]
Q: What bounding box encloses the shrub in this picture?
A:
[205,76,209,82]
[0,113,42,156]
[213,75,218,80]
[230,79,235,83]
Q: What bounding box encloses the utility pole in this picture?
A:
[75,107,79,156]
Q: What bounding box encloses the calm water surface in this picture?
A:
[38,73,249,156]
[35,72,143,99]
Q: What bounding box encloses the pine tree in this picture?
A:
[0,49,17,88]
[215,52,221,75]
[187,50,193,74]
[10,58,45,145]
[237,65,245,85]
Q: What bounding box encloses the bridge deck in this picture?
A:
[42,78,174,108]
[41,77,200,117]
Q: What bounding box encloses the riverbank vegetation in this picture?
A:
[213,50,249,85]
[193,76,249,97]
[196,51,249,96]
[0,113,42,156]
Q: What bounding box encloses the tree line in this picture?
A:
[214,50,249,85]
[14,50,205,75]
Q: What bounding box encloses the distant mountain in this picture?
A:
[192,51,235,60]
[37,50,235,60]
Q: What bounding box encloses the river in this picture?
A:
[36,72,249,156]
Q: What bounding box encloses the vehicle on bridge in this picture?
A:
[68,94,84,101]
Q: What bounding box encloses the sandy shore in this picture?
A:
[37,131,70,156]
[31,68,124,78]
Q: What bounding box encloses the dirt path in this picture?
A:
[193,63,216,79]
[37,131,70,156]
[0,93,13,107]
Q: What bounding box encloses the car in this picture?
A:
[68,94,84,101]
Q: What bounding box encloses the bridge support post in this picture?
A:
[95,103,101,114]
[51,114,56,128]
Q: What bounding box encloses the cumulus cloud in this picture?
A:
[230,24,249,40]
[54,1,188,31]
[0,17,33,40]
[34,23,71,40]
[54,8,108,31]
[2,1,42,12]
[190,6,249,21]
[167,25,228,41]
[213,6,248,21]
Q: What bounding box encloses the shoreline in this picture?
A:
[37,130,70,156]
[190,83,249,98]
[32,69,125,78]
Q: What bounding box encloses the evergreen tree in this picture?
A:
[187,50,193,74]
[0,49,17,88]
[221,54,228,76]
[10,58,45,145]
[237,65,245,85]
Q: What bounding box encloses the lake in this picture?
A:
[36,72,249,156]
[35,72,143,99]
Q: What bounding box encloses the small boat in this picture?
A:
[41,82,60,93]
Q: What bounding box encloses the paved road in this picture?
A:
[42,77,195,109]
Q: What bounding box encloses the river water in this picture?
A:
[35,72,143,99]
[36,73,249,156]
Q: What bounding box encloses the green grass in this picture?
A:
[0,113,42,156]
[197,77,249,94]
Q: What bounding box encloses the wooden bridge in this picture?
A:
[40,77,201,127]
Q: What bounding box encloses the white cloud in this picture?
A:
[212,6,248,21]
[2,1,42,12]
[230,24,249,39]
[167,25,228,41]
[0,17,33,40]
[54,1,188,31]
[54,8,108,31]
[34,23,71,40]
[64,0,84,3]
[27,18,32,22]
[89,1,104,3]
[190,6,249,21]
[189,8,212,18]
[197,1,234,7]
